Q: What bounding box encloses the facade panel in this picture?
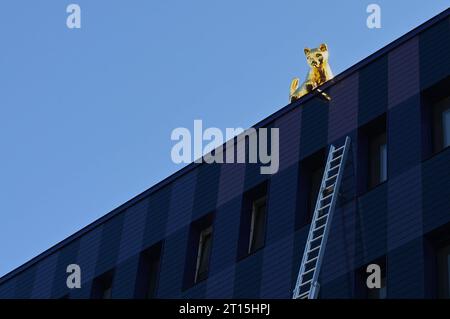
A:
[0,9,449,299]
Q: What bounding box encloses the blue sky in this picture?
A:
[0,1,448,277]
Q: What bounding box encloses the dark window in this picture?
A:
[135,242,163,299]
[357,114,387,194]
[296,149,326,228]
[91,270,114,299]
[423,225,450,298]
[368,272,387,299]
[437,243,450,298]
[195,227,213,283]
[432,97,450,153]
[444,108,450,148]
[248,196,267,254]
[309,167,324,214]
[355,258,387,299]
[237,181,269,259]
[102,286,112,299]
[421,77,450,159]
[183,213,214,289]
[369,132,387,188]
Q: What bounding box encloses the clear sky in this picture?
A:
[0,1,448,277]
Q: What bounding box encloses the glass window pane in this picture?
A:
[102,286,112,299]
[447,254,450,297]
[379,143,387,183]
[251,203,266,252]
[437,245,450,298]
[146,259,160,299]
[443,109,450,148]
[249,198,267,254]
[379,276,387,299]
[197,231,212,282]
[309,168,324,216]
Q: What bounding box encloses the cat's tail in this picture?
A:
[289,77,300,101]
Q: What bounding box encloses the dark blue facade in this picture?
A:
[0,9,449,299]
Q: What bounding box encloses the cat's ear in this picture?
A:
[304,48,311,55]
[319,43,328,52]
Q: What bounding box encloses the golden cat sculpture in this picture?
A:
[289,43,333,102]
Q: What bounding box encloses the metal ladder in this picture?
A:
[293,136,351,299]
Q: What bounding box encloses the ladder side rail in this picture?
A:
[292,143,335,298]
[309,136,351,298]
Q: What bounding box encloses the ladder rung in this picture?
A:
[302,267,316,276]
[328,165,340,172]
[318,204,330,211]
[316,213,328,222]
[310,235,323,243]
[313,224,326,232]
[300,279,312,287]
[326,173,338,181]
[332,145,345,154]
[328,163,341,171]
[307,245,320,254]
[297,291,309,299]
[324,185,334,192]
[330,154,343,162]
[305,256,318,265]
[321,193,333,201]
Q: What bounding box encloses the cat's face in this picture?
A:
[304,44,329,69]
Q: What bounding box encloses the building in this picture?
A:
[0,8,449,299]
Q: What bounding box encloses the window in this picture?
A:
[296,149,326,228]
[237,181,269,259]
[444,108,450,148]
[91,270,114,299]
[195,226,213,283]
[183,213,214,289]
[368,271,387,299]
[437,243,450,298]
[309,167,324,215]
[432,97,450,153]
[145,258,160,298]
[369,132,387,188]
[355,258,387,299]
[424,226,450,298]
[102,285,112,299]
[248,196,267,254]
[421,77,450,158]
[357,114,387,193]
[135,242,163,299]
